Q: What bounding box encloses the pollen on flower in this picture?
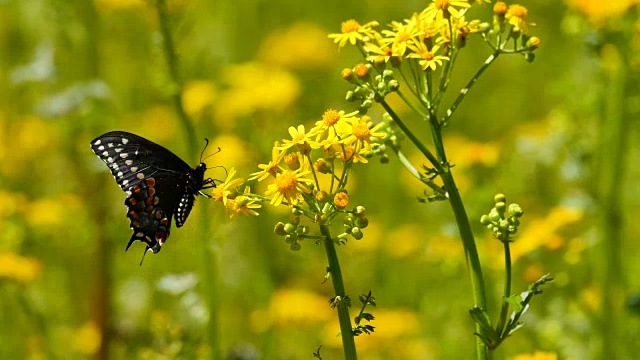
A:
[323,109,341,127]
[277,172,298,193]
[352,122,371,139]
[334,192,350,209]
[354,63,369,78]
[341,19,361,33]
[435,0,451,10]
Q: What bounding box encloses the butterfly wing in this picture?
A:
[90,131,200,254]
[90,131,192,192]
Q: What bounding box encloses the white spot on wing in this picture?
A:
[130,166,138,172]
[125,160,133,165]
[102,151,108,156]
[115,148,122,153]
[122,138,129,144]
[107,157,114,163]
[120,153,128,159]
[93,139,101,145]
[117,171,123,177]
[108,143,114,148]
[98,145,105,151]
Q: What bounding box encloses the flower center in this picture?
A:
[435,0,450,10]
[341,19,361,34]
[212,187,224,202]
[423,51,435,61]
[276,172,298,193]
[352,123,371,139]
[323,109,341,126]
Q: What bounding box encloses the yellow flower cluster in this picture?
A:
[329,0,490,71]
[249,109,385,207]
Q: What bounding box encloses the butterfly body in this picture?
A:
[90,131,214,256]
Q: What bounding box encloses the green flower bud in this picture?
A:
[377,81,387,92]
[355,206,366,217]
[524,52,535,63]
[362,99,373,109]
[508,203,523,217]
[290,215,300,226]
[292,207,303,216]
[351,227,364,240]
[290,243,301,251]
[346,90,355,102]
[495,202,507,214]
[382,69,394,79]
[489,208,501,222]
[284,223,297,234]
[274,222,286,236]
[388,79,399,92]
[380,154,390,164]
[355,217,369,229]
[494,193,506,204]
[480,214,491,225]
[344,214,355,225]
[284,234,297,244]
[498,219,510,231]
[298,225,310,235]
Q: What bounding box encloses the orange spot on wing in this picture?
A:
[146,178,156,187]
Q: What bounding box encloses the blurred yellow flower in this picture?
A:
[252,288,332,330]
[26,195,82,228]
[422,0,471,22]
[509,351,558,360]
[580,286,601,311]
[386,224,423,258]
[225,187,261,219]
[442,135,500,167]
[182,80,217,118]
[0,252,42,283]
[250,142,286,182]
[565,0,640,25]
[71,321,101,355]
[0,191,27,218]
[210,134,255,170]
[506,4,534,33]
[510,206,584,262]
[137,105,179,143]
[258,22,337,69]
[94,0,145,10]
[214,62,301,129]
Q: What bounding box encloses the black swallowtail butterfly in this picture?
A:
[90,131,216,263]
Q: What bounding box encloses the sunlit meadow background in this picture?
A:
[2,0,640,359]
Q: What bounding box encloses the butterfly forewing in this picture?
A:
[90,131,213,257]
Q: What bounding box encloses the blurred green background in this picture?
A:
[2,0,640,359]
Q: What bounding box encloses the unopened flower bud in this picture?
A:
[274,222,286,236]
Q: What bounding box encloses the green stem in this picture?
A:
[442,51,499,125]
[440,170,489,360]
[380,100,440,171]
[155,1,220,358]
[320,225,357,360]
[397,89,429,118]
[431,121,488,359]
[496,241,512,338]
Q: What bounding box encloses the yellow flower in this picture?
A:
[211,167,244,205]
[265,169,313,206]
[506,4,533,33]
[509,351,558,360]
[363,40,397,63]
[226,187,261,219]
[311,109,358,140]
[341,117,385,153]
[334,191,350,209]
[328,19,380,48]
[407,42,449,71]
[381,16,423,57]
[0,252,42,283]
[565,0,639,25]
[279,124,317,155]
[71,322,101,355]
[422,0,471,22]
[250,142,286,182]
[335,144,369,164]
[258,22,336,70]
[182,80,216,118]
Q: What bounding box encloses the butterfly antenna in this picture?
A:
[202,146,222,163]
[199,138,210,163]
[139,247,151,266]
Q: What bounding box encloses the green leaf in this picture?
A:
[505,294,524,313]
[469,307,500,346]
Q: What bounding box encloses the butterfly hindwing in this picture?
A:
[90,131,212,257]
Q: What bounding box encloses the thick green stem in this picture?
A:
[440,171,489,360]
[320,225,357,360]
